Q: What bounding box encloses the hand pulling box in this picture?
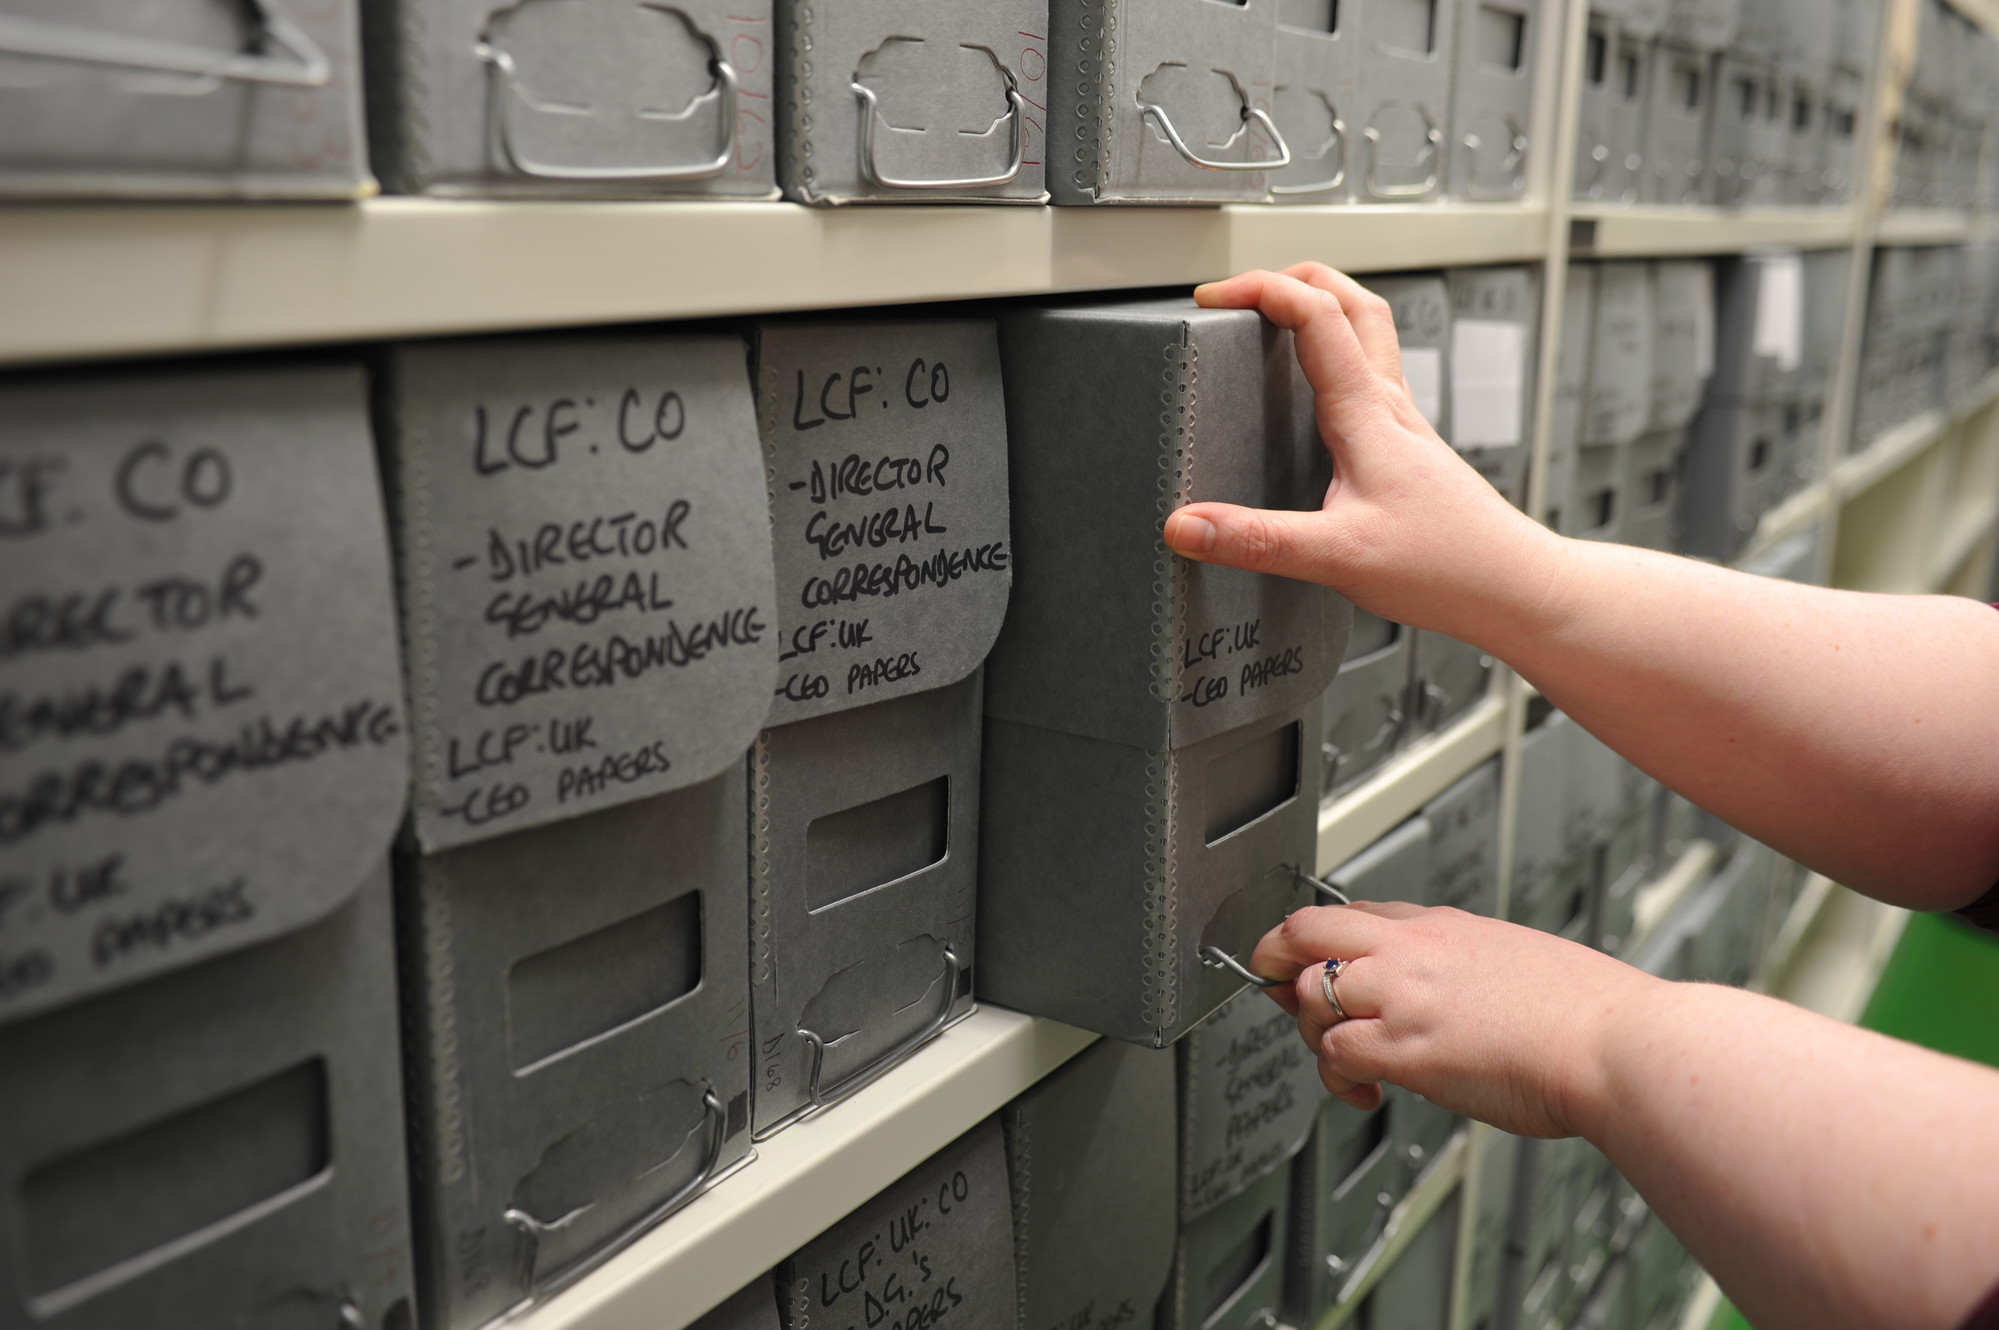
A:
[1178,987,1326,1220]
[775,0,1049,204]
[399,768,753,1330]
[376,333,778,853]
[1001,1038,1177,1330]
[1159,1165,1291,1330]
[0,363,408,1025]
[0,0,371,198]
[983,299,1351,1045]
[1046,0,1286,204]
[0,870,414,1330]
[361,0,778,198]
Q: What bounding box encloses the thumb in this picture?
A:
[1163,502,1354,584]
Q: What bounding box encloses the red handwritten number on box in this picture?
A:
[729,14,770,174]
[1018,31,1047,170]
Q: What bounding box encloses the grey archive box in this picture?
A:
[1422,759,1501,915]
[1512,707,1592,939]
[361,0,776,197]
[1649,260,1715,434]
[1160,1166,1290,1330]
[1641,42,1712,204]
[751,318,1011,726]
[1047,0,1286,205]
[1409,630,1491,737]
[1620,427,1684,551]
[1371,273,1453,436]
[1348,0,1458,201]
[692,1277,782,1330]
[1179,986,1326,1220]
[1705,56,1782,206]
[377,333,778,853]
[0,363,407,1025]
[750,673,982,1137]
[399,767,752,1330]
[776,0,1049,204]
[1572,439,1629,542]
[1327,814,1430,904]
[1816,66,1865,201]
[1283,1099,1398,1320]
[1665,0,1742,49]
[1447,0,1541,201]
[0,870,414,1330]
[1466,1130,1523,1330]
[779,1118,1014,1330]
[1574,14,1649,204]
[1361,1192,1458,1330]
[1584,261,1654,447]
[1001,1039,1177,1330]
[983,299,1349,1046]
[1321,609,1414,798]
[0,0,370,198]
[1680,402,1782,560]
[1447,265,1539,504]
[1547,263,1594,535]
[1270,0,1357,204]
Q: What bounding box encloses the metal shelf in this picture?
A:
[1834,409,1949,497]
[1735,482,1832,568]
[1874,208,1983,245]
[1568,205,1859,257]
[0,198,1551,367]
[1316,695,1511,872]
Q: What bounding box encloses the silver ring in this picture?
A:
[1320,958,1349,1021]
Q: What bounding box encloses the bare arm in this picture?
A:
[1248,904,1999,1330]
[1167,266,1999,910]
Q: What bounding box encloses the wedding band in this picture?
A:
[1320,958,1349,1021]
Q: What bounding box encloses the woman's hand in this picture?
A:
[1248,901,1662,1139]
[1162,264,1570,645]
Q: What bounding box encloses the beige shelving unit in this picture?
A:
[4,0,1988,1321]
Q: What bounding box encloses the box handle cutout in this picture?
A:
[1206,721,1302,845]
[852,48,1026,190]
[1202,1212,1276,1328]
[0,2,329,87]
[806,776,950,914]
[477,4,737,183]
[1361,106,1442,198]
[792,946,961,1123]
[1270,114,1347,195]
[503,1086,724,1301]
[1138,72,1293,171]
[506,891,702,1073]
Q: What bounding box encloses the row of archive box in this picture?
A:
[4,0,1546,207]
[1853,243,1999,450]
[0,282,1541,1330]
[1573,0,1881,207]
[1894,0,1999,211]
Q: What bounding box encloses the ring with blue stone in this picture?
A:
[1320,958,1349,1021]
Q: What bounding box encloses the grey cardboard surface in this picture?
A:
[1178,986,1327,1220]
[1284,1098,1397,1320]
[1834,0,1880,71]
[0,363,408,1023]
[980,701,1322,1046]
[1421,759,1502,915]
[1620,428,1684,551]
[778,1117,1014,1330]
[989,300,1347,753]
[1583,262,1655,446]
[1666,0,1743,48]
[1410,629,1493,737]
[378,334,777,853]
[1001,1037,1177,1330]
[1705,57,1781,206]
[752,320,1012,725]
[693,1276,784,1330]
[1363,1191,1458,1330]
[1706,254,1803,406]
[1448,0,1541,200]
[1572,441,1629,543]
[1160,1165,1290,1330]
[1512,710,1592,936]
[1782,70,1826,204]
[1601,0,1667,42]
[1468,1129,1522,1329]
[1320,612,1413,797]
[1445,266,1539,503]
[751,675,981,1135]
[1349,0,1458,201]
[1271,2,1358,203]
[1641,42,1712,204]
[1740,523,1822,582]
[1047,0,1285,205]
[1648,261,1715,433]
[1329,815,1432,904]
[1386,1083,1457,1184]
[1369,274,1453,437]
[1548,264,1595,535]
[398,767,752,1329]
[0,0,370,198]
[775,0,1049,204]
[0,868,414,1330]
[1577,24,1651,204]
[1573,14,1619,201]
[1680,402,1779,561]
[361,0,778,198]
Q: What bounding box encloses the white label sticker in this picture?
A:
[1753,254,1803,372]
[1449,320,1529,448]
[1402,346,1445,429]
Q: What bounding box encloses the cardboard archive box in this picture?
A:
[1360,1192,1459,1330]
[775,0,1049,204]
[1447,265,1540,505]
[1705,55,1782,206]
[0,0,371,197]
[1664,0,1743,50]
[1284,1099,1400,1321]
[1047,0,1286,204]
[1641,42,1712,204]
[1321,608,1415,798]
[1574,262,1653,543]
[1178,987,1327,1221]
[692,1277,783,1330]
[1648,260,1716,435]
[1574,13,1649,204]
[1546,264,1595,535]
[1160,1166,1291,1330]
[361,0,777,198]
[746,318,1012,1133]
[1348,0,1459,200]
[1466,1129,1524,1330]
[1447,0,1542,200]
[1511,707,1593,940]
[1421,759,1503,916]
[0,872,415,1330]
[1270,0,1358,204]
[777,1118,1015,1330]
[1619,428,1685,551]
[984,299,1351,1046]
[0,362,410,1026]
[1001,1038,1178,1330]
[1371,273,1453,437]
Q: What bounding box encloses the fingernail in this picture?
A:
[1167,513,1217,553]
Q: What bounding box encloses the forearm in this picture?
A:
[1438,535,1999,910]
[1572,981,1999,1330]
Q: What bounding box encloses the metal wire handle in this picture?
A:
[1463,123,1529,199]
[853,55,1025,190]
[1139,94,1293,171]
[1362,107,1442,199]
[1200,944,1287,988]
[1270,117,1348,195]
[0,4,329,86]
[794,946,963,1119]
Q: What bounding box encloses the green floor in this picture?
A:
[1710,912,1999,1330]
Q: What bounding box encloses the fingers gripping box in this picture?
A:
[0,871,415,1330]
[983,299,1352,1046]
[1178,986,1327,1221]
[745,319,1011,1136]
[1001,1038,1178,1330]
[1047,0,1287,205]
[361,0,779,198]
[0,0,371,198]
[776,0,1049,204]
